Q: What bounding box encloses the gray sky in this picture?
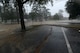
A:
[24,0,69,17]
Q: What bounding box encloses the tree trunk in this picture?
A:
[18,4,26,31]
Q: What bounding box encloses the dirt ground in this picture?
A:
[0,24,20,39]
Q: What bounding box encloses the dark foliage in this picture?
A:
[66,1,80,19]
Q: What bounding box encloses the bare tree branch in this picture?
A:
[22,0,29,4]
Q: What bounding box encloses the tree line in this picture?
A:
[0,0,53,31]
[0,0,20,24]
[1,0,79,31]
[66,0,80,19]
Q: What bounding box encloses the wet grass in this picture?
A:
[45,24,80,29]
[0,25,41,47]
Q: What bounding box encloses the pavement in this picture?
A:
[64,28,80,53]
[0,26,52,53]
[39,26,80,53]
[0,25,80,53]
[0,20,80,53]
[40,26,68,53]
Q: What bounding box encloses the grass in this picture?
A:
[0,25,41,47]
[43,23,80,29]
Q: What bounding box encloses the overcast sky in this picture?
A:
[24,0,69,17]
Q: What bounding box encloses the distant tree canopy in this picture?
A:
[0,0,19,23]
[66,1,80,19]
[29,4,51,21]
[53,13,60,20]
[52,13,63,20]
[0,0,17,23]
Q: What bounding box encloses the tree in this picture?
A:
[0,0,10,22]
[53,13,60,20]
[42,7,51,20]
[14,0,20,24]
[58,10,63,20]
[31,4,51,21]
[15,0,53,31]
[66,1,80,19]
[29,12,37,21]
[0,0,53,31]
[0,0,19,23]
[31,4,41,21]
[0,6,2,21]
